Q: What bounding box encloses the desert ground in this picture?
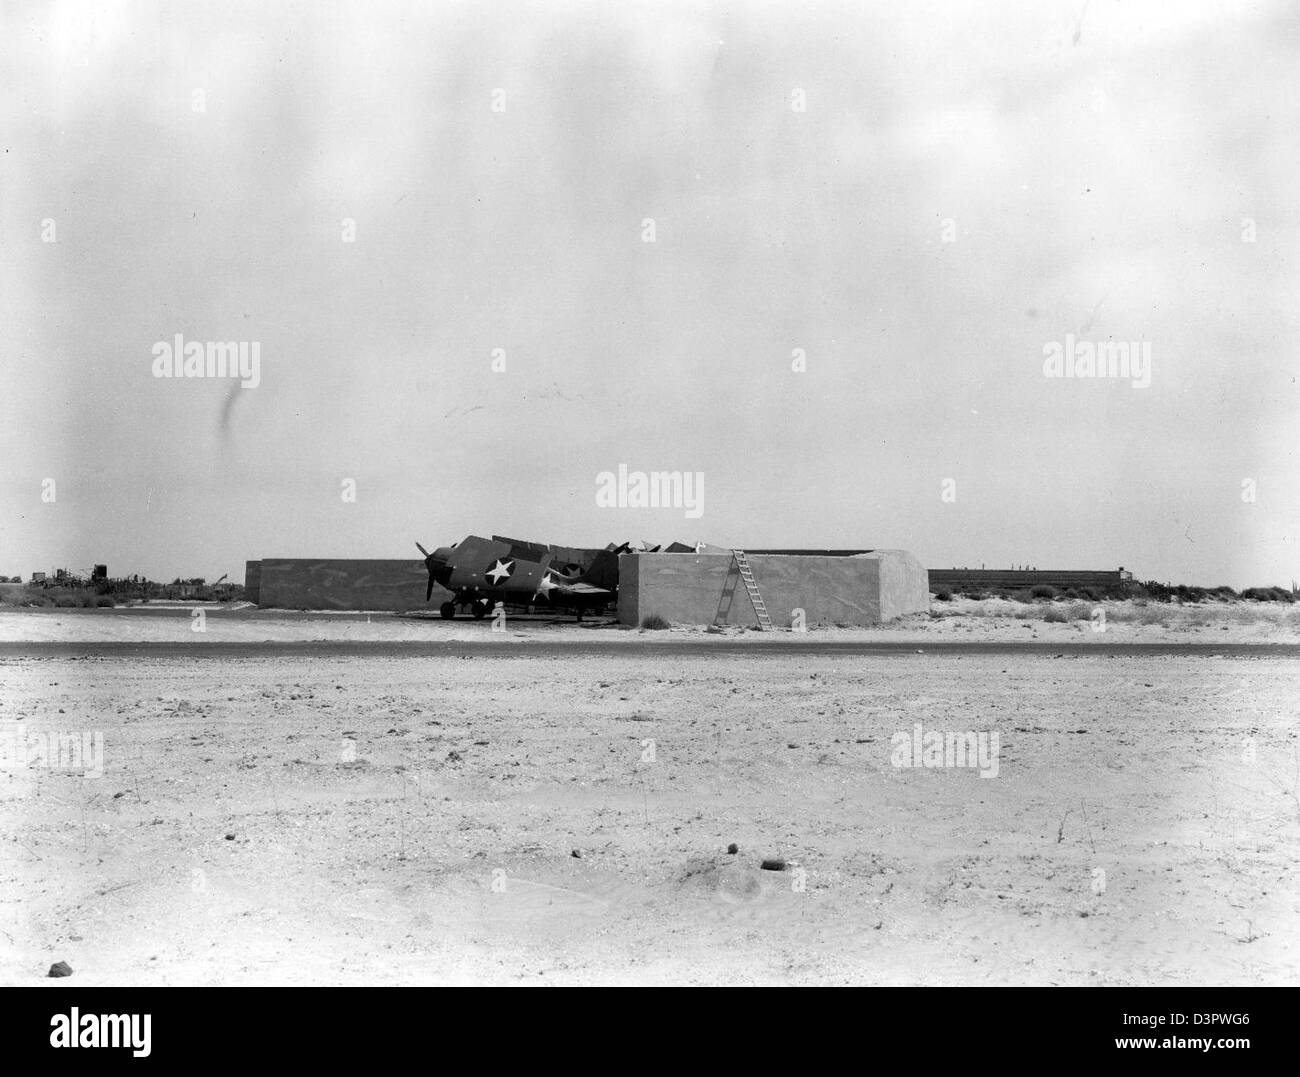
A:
[1,602,1297,985]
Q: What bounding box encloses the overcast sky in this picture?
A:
[2,0,1296,587]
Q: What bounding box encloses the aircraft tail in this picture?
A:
[580,545,626,592]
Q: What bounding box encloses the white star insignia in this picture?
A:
[486,559,514,585]
[534,572,558,598]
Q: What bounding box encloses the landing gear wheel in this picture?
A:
[439,601,456,620]
[471,598,491,619]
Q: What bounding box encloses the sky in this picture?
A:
[1,0,1297,588]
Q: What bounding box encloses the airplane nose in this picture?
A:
[429,549,454,584]
[418,541,454,600]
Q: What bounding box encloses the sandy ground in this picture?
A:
[1,605,1298,985]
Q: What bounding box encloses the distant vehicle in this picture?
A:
[416,535,621,621]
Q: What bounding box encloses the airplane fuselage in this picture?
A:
[419,535,615,620]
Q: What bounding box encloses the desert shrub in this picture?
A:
[962,589,988,601]
[933,588,953,602]
[47,589,96,608]
[1008,588,1036,603]
[1030,584,1057,599]
[1240,586,1295,603]
[1042,607,1069,622]
[94,595,115,607]
[640,614,671,630]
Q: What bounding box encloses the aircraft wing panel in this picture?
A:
[455,535,513,563]
[552,581,611,596]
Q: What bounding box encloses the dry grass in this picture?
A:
[0,584,121,609]
[931,596,1300,632]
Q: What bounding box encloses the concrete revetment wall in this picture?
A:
[243,560,262,605]
[617,551,928,627]
[246,559,449,611]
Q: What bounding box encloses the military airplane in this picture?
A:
[416,535,621,620]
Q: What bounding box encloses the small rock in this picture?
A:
[447,750,463,763]
[760,859,787,872]
[224,833,235,841]
[726,843,739,855]
[570,849,582,858]
[47,961,72,978]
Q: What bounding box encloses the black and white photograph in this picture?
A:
[1,0,1296,1027]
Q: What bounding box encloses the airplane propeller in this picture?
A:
[417,542,437,601]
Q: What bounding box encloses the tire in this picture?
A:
[471,598,490,619]
[439,601,456,620]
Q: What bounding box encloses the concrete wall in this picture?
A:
[618,551,928,627]
[862,550,931,622]
[249,559,449,611]
[246,549,929,619]
[244,560,262,605]
[928,569,1126,592]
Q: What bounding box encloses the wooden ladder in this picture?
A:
[732,549,775,631]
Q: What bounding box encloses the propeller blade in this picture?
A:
[416,542,430,557]
[426,576,435,602]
